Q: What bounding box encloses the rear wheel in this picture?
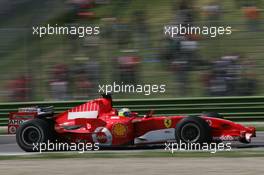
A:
[16,119,54,152]
[175,116,212,143]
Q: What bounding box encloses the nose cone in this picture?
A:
[240,126,256,143]
[247,126,256,137]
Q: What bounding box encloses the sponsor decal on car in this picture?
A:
[9,119,27,125]
[96,132,108,143]
[164,118,172,128]
[206,120,213,126]
[92,127,112,145]
[112,123,128,137]
[213,135,239,141]
[8,126,17,134]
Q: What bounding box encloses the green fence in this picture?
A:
[1,96,264,126]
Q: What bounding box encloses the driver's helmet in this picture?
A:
[118,108,131,117]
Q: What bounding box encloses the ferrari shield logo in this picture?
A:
[164,118,172,128]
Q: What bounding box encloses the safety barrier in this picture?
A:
[1,96,264,126]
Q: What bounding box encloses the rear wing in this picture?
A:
[8,106,54,134]
[8,112,36,134]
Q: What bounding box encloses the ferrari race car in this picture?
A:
[14,94,256,152]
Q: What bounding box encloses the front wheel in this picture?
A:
[16,119,54,152]
[175,116,212,144]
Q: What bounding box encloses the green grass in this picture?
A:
[0,127,7,134]
[0,149,264,160]
[257,127,264,131]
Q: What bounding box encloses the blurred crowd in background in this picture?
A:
[0,0,263,102]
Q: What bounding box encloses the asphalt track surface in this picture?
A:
[0,132,264,155]
[1,158,264,175]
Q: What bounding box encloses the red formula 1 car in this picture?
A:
[15,95,256,152]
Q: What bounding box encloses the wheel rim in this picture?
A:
[180,123,200,143]
[21,126,42,146]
